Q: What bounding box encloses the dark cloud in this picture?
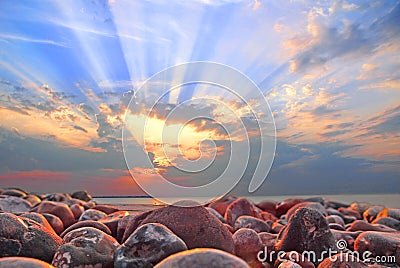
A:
[0,106,30,115]
[73,125,88,133]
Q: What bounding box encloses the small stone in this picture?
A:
[278,260,302,268]
[0,196,32,213]
[69,203,84,220]
[225,198,262,226]
[271,222,284,234]
[70,190,92,202]
[78,208,107,221]
[117,214,139,242]
[154,248,249,268]
[256,200,277,216]
[372,217,400,231]
[275,208,337,265]
[326,215,345,227]
[208,195,238,217]
[376,208,400,221]
[275,198,304,217]
[1,189,26,197]
[92,204,119,214]
[123,201,235,254]
[98,210,129,238]
[274,251,315,268]
[234,215,271,233]
[31,201,75,227]
[260,211,278,222]
[317,252,368,267]
[60,220,111,238]
[338,208,362,220]
[0,256,55,268]
[42,213,64,235]
[233,228,263,267]
[52,227,119,268]
[114,223,187,267]
[346,220,397,232]
[329,223,345,231]
[354,231,400,265]
[349,202,371,214]
[23,195,41,206]
[363,206,385,223]
[43,193,71,202]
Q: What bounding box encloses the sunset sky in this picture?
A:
[0,0,399,196]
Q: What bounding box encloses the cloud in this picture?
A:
[0,33,69,47]
[73,125,88,133]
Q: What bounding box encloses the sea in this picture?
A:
[93,194,399,212]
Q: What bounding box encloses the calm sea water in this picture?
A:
[94,194,399,210]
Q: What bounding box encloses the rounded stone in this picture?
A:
[42,213,64,235]
[225,198,262,226]
[234,216,271,233]
[0,196,32,213]
[275,208,337,265]
[78,208,107,221]
[286,202,327,221]
[23,195,42,206]
[20,212,56,234]
[256,200,277,216]
[60,220,112,238]
[208,195,238,217]
[123,201,235,254]
[275,198,304,217]
[154,248,249,268]
[69,204,84,220]
[206,207,228,224]
[346,220,397,232]
[99,210,129,238]
[92,204,119,214]
[70,190,92,202]
[0,212,62,263]
[363,206,385,223]
[317,252,368,267]
[233,228,263,266]
[372,217,400,231]
[0,257,55,268]
[31,201,75,228]
[1,189,26,197]
[114,223,187,267]
[52,227,119,268]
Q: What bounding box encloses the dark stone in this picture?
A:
[42,214,64,235]
[99,211,129,238]
[363,206,385,223]
[43,193,71,202]
[114,223,187,267]
[326,201,350,210]
[78,208,107,221]
[22,195,41,206]
[338,208,362,220]
[1,189,26,197]
[0,256,55,268]
[0,197,31,213]
[224,198,262,226]
[233,228,263,267]
[123,200,235,254]
[274,251,315,268]
[326,215,345,227]
[354,231,400,265]
[346,220,397,232]
[271,222,284,234]
[60,220,112,238]
[376,208,400,221]
[70,190,92,202]
[69,204,84,220]
[275,208,337,265]
[349,202,371,214]
[154,248,249,268]
[372,217,400,231]
[0,213,62,263]
[329,223,345,231]
[256,200,277,215]
[287,202,327,221]
[117,214,139,242]
[276,198,304,217]
[52,227,119,268]
[234,215,271,233]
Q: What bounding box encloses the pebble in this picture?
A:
[98,210,130,238]
[41,213,64,235]
[275,198,304,217]
[225,198,262,226]
[31,201,75,228]
[123,200,235,254]
[256,200,277,216]
[70,190,92,202]
[371,217,400,231]
[376,208,400,221]
[0,196,32,213]
[206,207,228,224]
[154,248,249,268]
[363,206,385,223]
[275,208,337,265]
[234,215,271,233]
[78,208,107,221]
[317,252,368,267]
[60,220,112,238]
[233,228,263,267]
[208,195,238,217]
[346,220,397,232]
[52,227,119,268]
[1,189,26,197]
[114,223,187,267]
[286,202,327,220]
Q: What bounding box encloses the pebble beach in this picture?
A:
[0,188,399,267]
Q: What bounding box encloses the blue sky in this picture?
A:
[0,0,399,196]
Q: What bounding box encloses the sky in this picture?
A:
[0,0,399,197]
